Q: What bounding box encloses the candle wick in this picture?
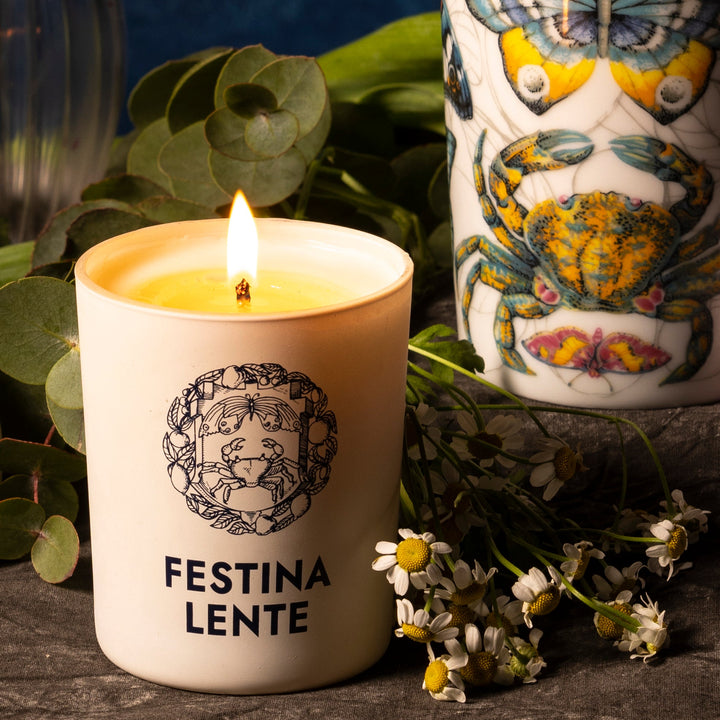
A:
[236,278,251,306]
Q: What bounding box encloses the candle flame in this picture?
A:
[227,191,258,285]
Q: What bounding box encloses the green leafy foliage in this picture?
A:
[0,12,450,582]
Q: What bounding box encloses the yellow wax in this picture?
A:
[126,267,354,313]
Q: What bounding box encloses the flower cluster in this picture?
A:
[372,338,710,702]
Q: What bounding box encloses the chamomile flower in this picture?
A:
[373,529,452,595]
[434,559,497,613]
[453,412,523,469]
[479,594,524,638]
[660,489,710,544]
[560,541,604,582]
[617,595,669,662]
[460,624,513,687]
[512,566,565,628]
[645,519,688,579]
[529,437,585,501]
[509,628,546,683]
[422,640,467,702]
[395,598,458,644]
[593,590,635,641]
[591,562,645,601]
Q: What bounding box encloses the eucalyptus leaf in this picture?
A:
[209,146,307,207]
[294,98,332,165]
[82,174,170,205]
[128,58,199,129]
[0,241,32,287]
[0,497,45,560]
[46,398,85,454]
[214,45,278,108]
[246,109,299,157]
[32,199,134,268]
[0,277,77,385]
[166,49,234,134]
[0,437,86,481]
[205,107,271,161]
[252,57,327,138]
[45,347,83,410]
[157,122,231,208]
[136,196,220,223]
[126,119,173,191]
[66,208,154,257]
[224,83,278,118]
[30,514,80,583]
[0,475,79,522]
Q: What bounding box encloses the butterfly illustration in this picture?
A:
[522,326,672,378]
[443,0,474,119]
[465,0,720,124]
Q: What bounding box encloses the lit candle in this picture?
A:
[122,193,355,313]
[74,210,413,695]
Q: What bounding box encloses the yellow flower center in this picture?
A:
[553,446,578,482]
[667,525,687,559]
[424,659,449,693]
[402,623,432,643]
[396,537,432,573]
[528,586,560,616]
[595,603,633,640]
[447,602,476,628]
[461,651,497,686]
[572,548,590,581]
[486,610,517,638]
[450,581,487,606]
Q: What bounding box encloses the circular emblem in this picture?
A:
[163,363,337,535]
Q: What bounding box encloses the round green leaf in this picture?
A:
[0,277,77,385]
[66,208,154,258]
[45,347,83,410]
[252,57,327,138]
[224,83,278,118]
[0,437,86,481]
[0,241,32,287]
[294,98,331,165]
[136,196,219,223]
[214,45,278,108]
[31,515,80,583]
[245,109,299,157]
[167,49,234,134]
[0,475,79,523]
[47,398,85,454]
[127,119,173,191]
[82,174,170,205]
[0,497,45,560]
[128,58,199,129]
[209,146,307,207]
[205,107,263,161]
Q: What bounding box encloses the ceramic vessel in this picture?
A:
[75,218,413,694]
[443,0,720,408]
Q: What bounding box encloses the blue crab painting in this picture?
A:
[454,130,720,385]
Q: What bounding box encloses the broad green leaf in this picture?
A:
[0,497,44,560]
[251,57,328,138]
[66,208,154,257]
[0,475,79,522]
[209,146,307,207]
[224,83,278,118]
[31,515,80,583]
[391,143,447,215]
[214,45,278,108]
[32,199,133,268]
[319,13,443,103]
[45,347,83,410]
[128,57,199,129]
[82,174,170,205]
[0,241,32,287]
[325,102,395,157]
[46,398,85,454]
[0,277,77,385]
[0,437,86,481]
[409,324,485,381]
[294,98,332,165]
[136,196,219,223]
[126,118,173,191]
[166,49,234,134]
[359,84,445,135]
[157,122,231,207]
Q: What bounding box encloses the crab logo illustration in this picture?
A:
[163,363,337,536]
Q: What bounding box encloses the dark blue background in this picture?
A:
[124,1,439,95]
